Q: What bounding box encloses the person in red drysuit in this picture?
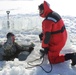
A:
[38,1,76,66]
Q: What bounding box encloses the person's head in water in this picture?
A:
[6,32,15,42]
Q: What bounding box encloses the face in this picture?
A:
[38,8,44,16]
[11,36,15,42]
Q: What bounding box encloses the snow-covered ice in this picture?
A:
[0,15,76,75]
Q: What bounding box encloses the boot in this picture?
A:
[65,53,76,66]
[71,53,76,66]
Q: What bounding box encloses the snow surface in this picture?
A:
[0,15,76,75]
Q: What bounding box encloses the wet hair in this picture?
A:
[6,32,15,38]
[38,4,44,10]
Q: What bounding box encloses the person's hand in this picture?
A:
[39,33,43,41]
[28,47,34,53]
[40,47,49,55]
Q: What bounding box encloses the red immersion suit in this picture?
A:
[41,1,67,64]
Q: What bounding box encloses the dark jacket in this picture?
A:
[2,38,34,60]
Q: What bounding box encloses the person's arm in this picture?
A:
[41,20,54,54]
[39,32,43,41]
[15,42,24,51]
[15,42,35,53]
[42,20,53,48]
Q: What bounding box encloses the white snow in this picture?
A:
[0,14,76,75]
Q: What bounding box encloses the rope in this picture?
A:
[25,55,53,73]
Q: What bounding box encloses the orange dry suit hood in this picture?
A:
[40,1,53,18]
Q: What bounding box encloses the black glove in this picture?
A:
[40,47,49,55]
[28,47,34,53]
[39,33,43,41]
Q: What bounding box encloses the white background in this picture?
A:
[0,0,76,16]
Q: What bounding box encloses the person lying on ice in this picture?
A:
[38,1,76,66]
[0,32,35,61]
